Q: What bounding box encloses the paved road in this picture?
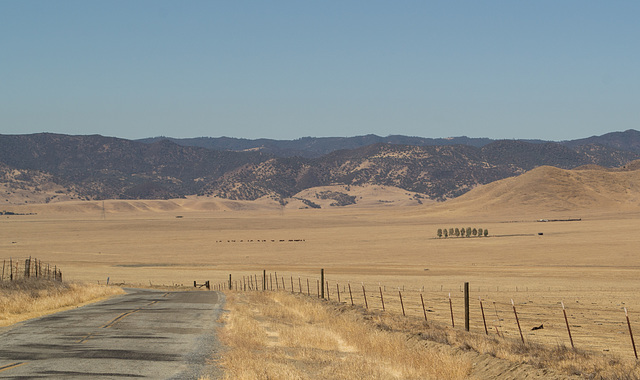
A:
[0,289,225,379]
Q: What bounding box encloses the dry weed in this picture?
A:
[218,290,640,379]
[218,291,472,379]
[366,304,640,379]
[0,279,124,326]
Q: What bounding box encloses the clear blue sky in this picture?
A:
[1,1,638,141]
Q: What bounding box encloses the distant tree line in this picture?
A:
[437,227,488,238]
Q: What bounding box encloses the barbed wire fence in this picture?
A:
[211,269,640,362]
[1,257,63,282]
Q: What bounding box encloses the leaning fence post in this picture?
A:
[512,299,525,344]
[348,283,354,306]
[299,277,302,294]
[307,278,310,296]
[479,297,488,335]
[420,293,427,322]
[625,307,638,360]
[362,283,368,309]
[399,290,405,317]
[336,283,341,303]
[326,281,330,300]
[562,302,574,349]
[379,286,385,311]
[449,293,455,328]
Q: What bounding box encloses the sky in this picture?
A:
[1,1,639,141]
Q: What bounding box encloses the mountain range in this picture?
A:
[138,129,640,158]
[2,130,640,206]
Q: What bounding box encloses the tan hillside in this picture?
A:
[287,184,431,209]
[440,165,640,214]
[5,196,284,216]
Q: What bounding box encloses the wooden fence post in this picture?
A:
[562,302,574,349]
[348,283,354,306]
[380,286,385,311]
[625,307,638,360]
[464,282,470,332]
[320,269,325,299]
[479,297,488,335]
[263,270,266,291]
[362,284,368,309]
[291,276,294,293]
[337,283,341,303]
[512,299,525,344]
[307,278,310,296]
[420,293,427,322]
[399,290,405,316]
[326,281,330,300]
[449,293,455,328]
[275,273,279,290]
[229,274,232,290]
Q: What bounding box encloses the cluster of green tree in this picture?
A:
[437,227,488,238]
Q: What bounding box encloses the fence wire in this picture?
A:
[1,257,63,282]
[213,270,640,362]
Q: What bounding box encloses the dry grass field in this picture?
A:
[3,166,640,377]
[0,279,124,326]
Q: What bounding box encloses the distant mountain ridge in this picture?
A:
[562,129,640,153]
[139,130,640,158]
[1,130,640,205]
[137,135,502,158]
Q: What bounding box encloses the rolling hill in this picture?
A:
[441,163,640,214]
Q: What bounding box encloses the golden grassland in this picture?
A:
[0,279,124,327]
[3,204,640,353]
[4,166,640,376]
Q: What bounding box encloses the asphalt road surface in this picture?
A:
[0,289,225,379]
